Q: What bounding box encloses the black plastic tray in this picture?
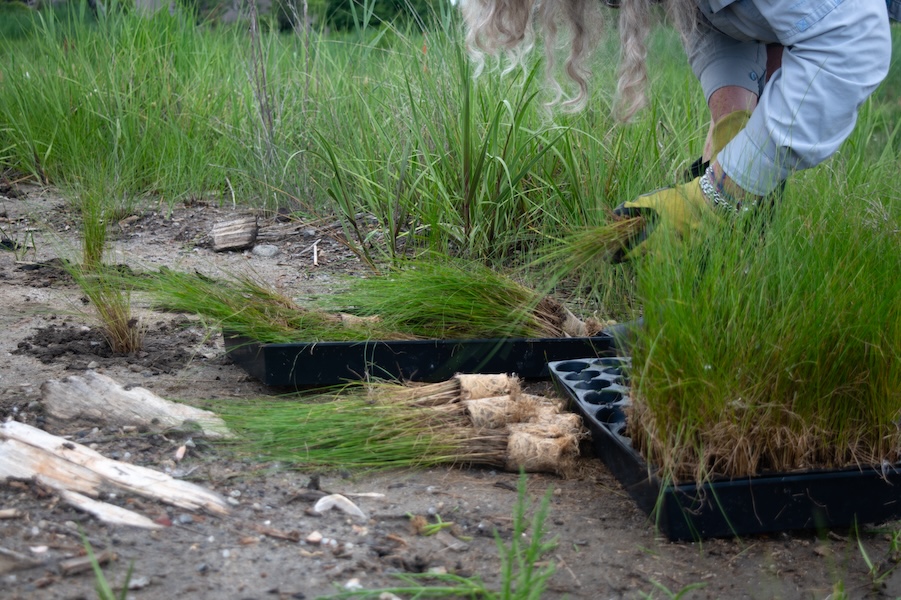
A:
[549,357,901,541]
[224,333,616,387]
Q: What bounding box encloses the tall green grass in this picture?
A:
[0,3,700,285]
[0,0,319,207]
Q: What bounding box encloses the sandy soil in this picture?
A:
[2,181,900,600]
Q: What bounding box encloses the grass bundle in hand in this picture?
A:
[534,216,647,278]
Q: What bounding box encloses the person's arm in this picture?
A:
[717,0,891,196]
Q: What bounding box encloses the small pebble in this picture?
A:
[306,531,323,545]
[252,244,280,258]
[127,576,151,590]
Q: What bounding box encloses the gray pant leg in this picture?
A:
[686,20,767,102]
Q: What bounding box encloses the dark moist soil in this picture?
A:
[14,318,208,374]
[2,182,901,600]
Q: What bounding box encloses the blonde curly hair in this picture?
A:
[460,0,697,121]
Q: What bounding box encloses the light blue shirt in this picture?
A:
[693,0,891,194]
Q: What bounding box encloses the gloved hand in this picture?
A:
[685,110,752,180]
[611,176,717,262]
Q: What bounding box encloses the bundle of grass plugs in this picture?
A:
[218,374,585,475]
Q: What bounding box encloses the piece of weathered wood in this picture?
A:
[0,420,230,519]
[59,549,116,576]
[211,215,258,251]
[60,490,162,529]
[0,546,43,575]
[40,371,233,439]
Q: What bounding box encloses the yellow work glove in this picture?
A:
[611,176,718,262]
[686,109,752,180]
[710,110,751,160]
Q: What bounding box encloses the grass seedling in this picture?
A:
[0,224,36,261]
[326,473,558,599]
[73,267,145,354]
[534,216,647,274]
[64,179,144,353]
[639,580,707,600]
[854,522,901,589]
[409,512,457,536]
[215,376,579,474]
[81,531,133,600]
[137,257,604,344]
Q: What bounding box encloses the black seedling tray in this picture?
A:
[224,333,616,387]
[549,357,901,541]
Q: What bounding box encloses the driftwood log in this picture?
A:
[0,420,230,528]
[40,371,233,439]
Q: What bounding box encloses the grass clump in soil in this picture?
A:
[65,179,144,354]
[626,169,901,485]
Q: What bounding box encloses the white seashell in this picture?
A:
[312,494,368,521]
